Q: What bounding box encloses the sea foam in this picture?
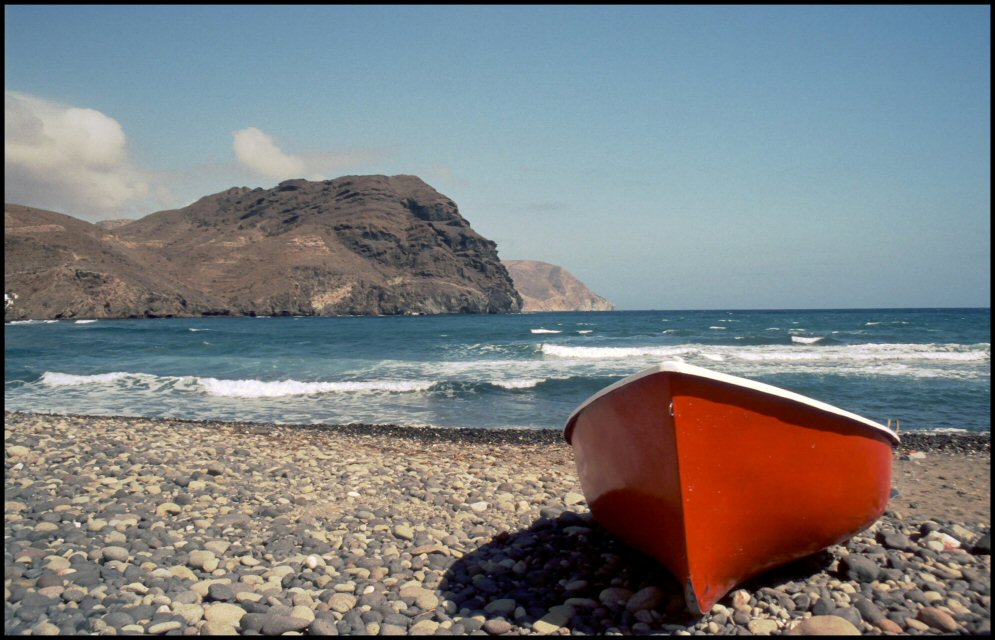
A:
[492,378,546,389]
[196,377,434,398]
[41,371,132,386]
[541,344,696,359]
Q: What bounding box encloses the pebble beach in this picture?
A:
[4,411,990,636]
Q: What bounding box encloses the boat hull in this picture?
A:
[564,363,897,614]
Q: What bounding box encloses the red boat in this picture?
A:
[564,361,899,614]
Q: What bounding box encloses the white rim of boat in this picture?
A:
[564,360,900,445]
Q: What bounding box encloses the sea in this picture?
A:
[4,308,990,433]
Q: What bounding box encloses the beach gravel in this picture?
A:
[4,411,990,636]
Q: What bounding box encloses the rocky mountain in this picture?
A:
[5,204,222,320]
[503,260,614,312]
[4,175,523,320]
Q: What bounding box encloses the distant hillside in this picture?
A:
[5,204,221,320]
[503,260,614,312]
[94,219,135,230]
[4,175,523,320]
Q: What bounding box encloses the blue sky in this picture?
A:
[5,5,990,309]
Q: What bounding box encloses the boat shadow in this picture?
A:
[438,510,836,633]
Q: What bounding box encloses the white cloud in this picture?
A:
[233,126,393,183]
[4,91,158,219]
[232,127,307,180]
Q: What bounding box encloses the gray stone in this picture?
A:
[840,555,879,582]
[207,583,236,602]
[811,598,835,615]
[626,586,666,613]
[598,587,633,609]
[853,597,886,623]
[309,618,340,635]
[262,614,313,635]
[881,532,914,551]
[483,618,513,635]
[484,599,517,616]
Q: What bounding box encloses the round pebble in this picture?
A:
[3,412,989,637]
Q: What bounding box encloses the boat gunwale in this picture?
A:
[563,360,900,445]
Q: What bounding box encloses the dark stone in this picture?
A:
[360,610,384,624]
[15,606,48,622]
[811,598,835,615]
[839,555,880,582]
[853,597,886,623]
[971,530,991,555]
[359,591,386,608]
[261,614,312,635]
[834,606,863,628]
[62,588,87,603]
[7,584,26,603]
[791,594,811,611]
[124,604,157,623]
[207,583,236,602]
[460,617,484,633]
[880,531,915,551]
[20,591,57,609]
[309,618,339,635]
[36,573,64,588]
[343,610,366,634]
[382,613,410,628]
[102,611,135,629]
[483,618,513,634]
[240,613,267,633]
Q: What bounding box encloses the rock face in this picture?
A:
[5,204,220,320]
[4,175,523,319]
[503,260,614,312]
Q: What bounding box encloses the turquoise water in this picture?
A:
[4,309,990,432]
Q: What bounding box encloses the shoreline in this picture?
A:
[5,411,991,635]
[4,409,992,449]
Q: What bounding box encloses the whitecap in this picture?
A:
[541,344,696,359]
[531,328,561,334]
[492,378,545,389]
[791,336,824,345]
[74,319,97,324]
[41,371,132,386]
[196,377,434,398]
